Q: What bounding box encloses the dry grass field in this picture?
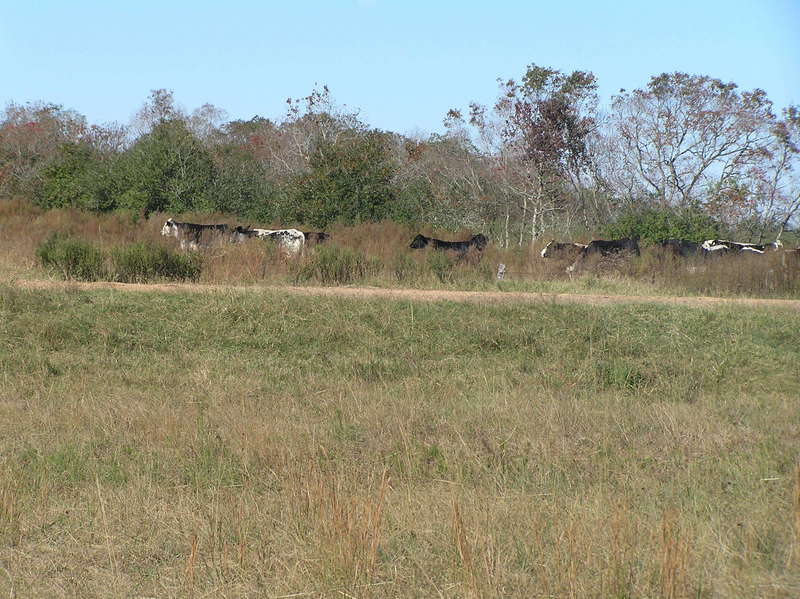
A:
[1,283,799,598]
[1,201,799,597]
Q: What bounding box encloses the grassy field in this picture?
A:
[1,284,799,597]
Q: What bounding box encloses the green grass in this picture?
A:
[1,285,798,597]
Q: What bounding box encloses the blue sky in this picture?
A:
[1,0,798,135]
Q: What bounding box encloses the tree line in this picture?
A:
[2,67,799,245]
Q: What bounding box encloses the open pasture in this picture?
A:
[1,284,799,597]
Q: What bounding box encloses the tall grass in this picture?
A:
[295,244,380,285]
[35,234,203,283]
[110,242,202,283]
[35,233,106,281]
[2,201,799,298]
[0,286,798,597]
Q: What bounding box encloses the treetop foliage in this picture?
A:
[2,72,798,244]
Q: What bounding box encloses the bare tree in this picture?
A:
[446,65,598,245]
[606,73,776,214]
[749,106,800,241]
[0,101,87,196]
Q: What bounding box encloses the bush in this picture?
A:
[603,205,723,245]
[110,242,202,283]
[426,251,457,284]
[286,132,398,227]
[296,245,375,285]
[36,234,107,281]
[392,253,418,282]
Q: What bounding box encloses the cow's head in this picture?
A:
[409,234,429,249]
[540,240,555,258]
[471,234,488,251]
[161,218,177,237]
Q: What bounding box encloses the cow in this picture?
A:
[232,226,305,256]
[409,233,488,253]
[540,240,588,259]
[701,243,730,257]
[161,218,229,250]
[302,232,330,244]
[566,238,640,272]
[657,239,703,257]
[701,239,782,254]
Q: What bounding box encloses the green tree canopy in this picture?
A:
[112,119,216,216]
[34,142,113,211]
[288,131,398,227]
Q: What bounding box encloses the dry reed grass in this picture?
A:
[2,201,799,299]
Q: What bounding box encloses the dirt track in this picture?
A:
[11,278,800,311]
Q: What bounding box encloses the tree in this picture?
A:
[36,142,114,211]
[112,119,216,216]
[288,130,397,227]
[0,102,87,198]
[446,64,598,245]
[605,72,776,214]
[746,106,800,241]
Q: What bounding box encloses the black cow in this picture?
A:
[567,238,640,272]
[409,233,488,253]
[303,232,330,244]
[657,239,703,257]
[540,240,588,259]
[161,218,229,250]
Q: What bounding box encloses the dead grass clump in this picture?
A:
[290,465,390,584]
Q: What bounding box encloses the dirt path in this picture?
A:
[10,278,800,311]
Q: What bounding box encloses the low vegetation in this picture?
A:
[34,230,201,283]
[35,233,106,281]
[109,242,201,283]
[3,202,798,299]
[0,285,798,597]
[295,244,380,285]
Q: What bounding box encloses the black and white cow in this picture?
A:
[540,240,588,259]
[232,226,305,255]
[409,233,488,253]
[161,218,229,250]
[701,239,782,254]
[567,238,640,272]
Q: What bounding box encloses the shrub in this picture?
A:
[35,234,106,281]
[392,253,418,282]
[296,245,373,285]
[286,131,398,227]
[110,242,202,283]
[426,251,457,284]
[603,205,723,245]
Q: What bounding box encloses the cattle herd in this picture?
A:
[160,218,800,271]
[541,236,800,272]
[160,218,328,254]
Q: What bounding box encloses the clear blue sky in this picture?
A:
[1,0,798,135]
